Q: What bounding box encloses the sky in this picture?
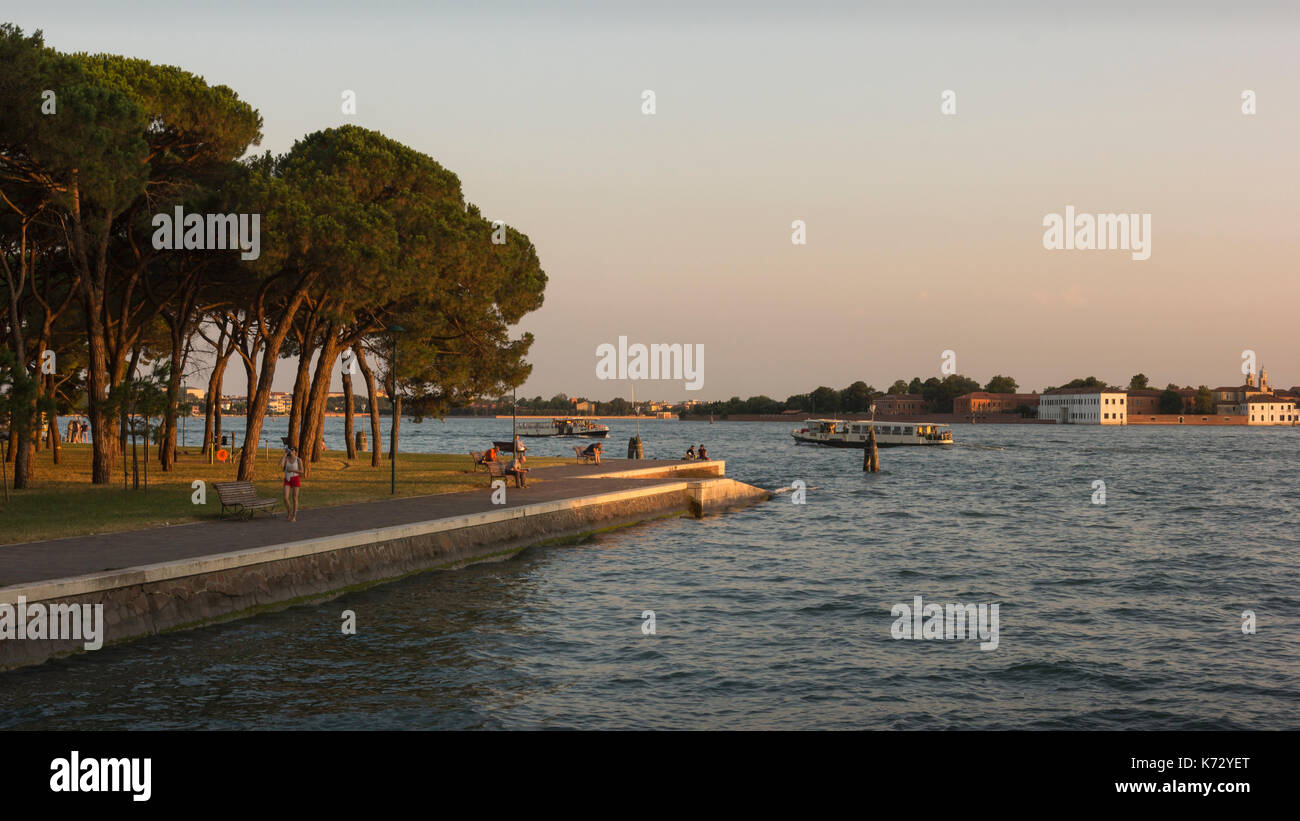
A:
[13,1,1300,401]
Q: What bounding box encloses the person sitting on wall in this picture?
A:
[698,446,709,460]
[683,445,696,460]
[582,442,603,465]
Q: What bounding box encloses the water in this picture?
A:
[3,419,1297,729]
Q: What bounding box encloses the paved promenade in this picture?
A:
[0,460,716,589]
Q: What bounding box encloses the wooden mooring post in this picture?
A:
[863,425,880,472]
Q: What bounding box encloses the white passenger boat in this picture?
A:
[792,418,953,447]
[516,418,611,438]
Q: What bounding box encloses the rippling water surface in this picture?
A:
[2,419,1297,729]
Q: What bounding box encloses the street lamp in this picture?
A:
[388,324,405,494]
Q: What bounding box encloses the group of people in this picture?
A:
[683,444,710,461]
[477,436,531,487]
[63,418,89,444]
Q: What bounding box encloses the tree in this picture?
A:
[1195,386,1213,414]
[810,386,840,413]
[922,374,981,412]
[0,29,264,483]
[887,380,909,395]
[1158,388,1183,414]
[1060,376,1110,391]
[1129,373,1149,390]
[985,375,1018,394]
[907,377,923,394]
[840,381,874,412]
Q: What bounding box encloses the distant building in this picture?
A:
[268,392,293,415]
[875,394,927,416]
[1244,395,1298,425]
[573,400,595,414]
[1130,387,1199,414]
[1214,368,1273,414]
[1127,388,1163,415]
[953,392,1040,416]
[1038,388,1128,424]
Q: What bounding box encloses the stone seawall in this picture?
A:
[0,471,768,671]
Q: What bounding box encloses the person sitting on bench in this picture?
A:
[505,450,529,487]
[480,446,499,464]
[581,442,603,465]
[683,445,696,460]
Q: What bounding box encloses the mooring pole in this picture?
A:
[864,404,880,472]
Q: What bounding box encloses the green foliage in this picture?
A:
[1158,388,1183,414]
[1194,386,1214,414]
[840,381,875,412]
[1129,373,1149,390]
[984,374,1018,394]
[810,386,840,413]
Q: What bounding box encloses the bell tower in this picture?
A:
[1260,367,1269,393]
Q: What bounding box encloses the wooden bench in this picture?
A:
[573,445,597,464]
[213,480,279,519]
[485,461,507,484]
[469,451,485,472]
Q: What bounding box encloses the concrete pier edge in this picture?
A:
[0,461,769,671]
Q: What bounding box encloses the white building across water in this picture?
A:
[1037,388,1128,425]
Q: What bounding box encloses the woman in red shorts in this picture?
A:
[279,445,303,522]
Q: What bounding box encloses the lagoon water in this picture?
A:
[2,418,1297,729]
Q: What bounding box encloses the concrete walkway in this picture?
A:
[0,459,719,589]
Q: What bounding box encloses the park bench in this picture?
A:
[213,480,279,519]
[469,451,486,471]
[572,445,597,464]
[485,461,507,484]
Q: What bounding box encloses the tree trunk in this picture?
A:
[355,343,382,467]
[236,286,313,481]
[159,327,187,470]
[343,366,356,459]
[286,340,313,449]
[298,335,341,474]
[49,403,61,465]
[83,289,115,484]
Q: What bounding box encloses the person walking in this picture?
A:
[279,445,304,522]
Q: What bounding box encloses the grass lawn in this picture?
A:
[0,444,566,546]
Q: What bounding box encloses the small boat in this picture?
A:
[516,418,611,438]
[792,418,954,447]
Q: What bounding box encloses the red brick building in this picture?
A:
[875,394,927,415]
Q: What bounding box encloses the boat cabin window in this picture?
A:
[904,427,913,435]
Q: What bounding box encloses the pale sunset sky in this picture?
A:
[15,1,1300,401]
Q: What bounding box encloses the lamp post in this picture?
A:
[388,324,405,494]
